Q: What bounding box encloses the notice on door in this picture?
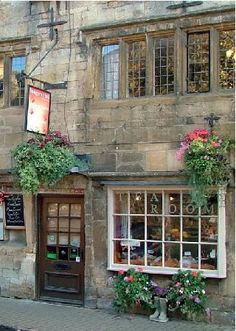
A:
[5,194,25,228]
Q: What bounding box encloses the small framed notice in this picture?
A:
[5,194,25,229]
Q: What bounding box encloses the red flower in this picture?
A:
[118,269,125,275]
[128,275,134,282]
[192,271,199,277]
[211,141,219,148]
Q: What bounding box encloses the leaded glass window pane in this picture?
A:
[187,32,210,93]
[101,45,119,99]
[0,56,3,107]
[154,36,174,95]
[10,56,25,106]
[128,41,146,97]
[219,30,235,90]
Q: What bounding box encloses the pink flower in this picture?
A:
[176,143,189,161]
[118,269,125,275]
[175,282,181,287]
[137,267,144,272]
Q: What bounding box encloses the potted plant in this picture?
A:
[149,280,169,323]
[166,270,207,321]
[176,128,233,207]
[110,268,153,313]
[11,131,85,193]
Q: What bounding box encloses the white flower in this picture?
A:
[202,289,205,294]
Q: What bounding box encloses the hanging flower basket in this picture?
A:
[11,131,84,194]
[176,128,234,207]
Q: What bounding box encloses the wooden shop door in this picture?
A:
[39,195,85,304]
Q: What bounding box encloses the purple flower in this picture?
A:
[194,297,201,304]
[124,276,129,282]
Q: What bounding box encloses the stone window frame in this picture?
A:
[93,22,234,100]
[0,38,29,108]
[107,186,226,278]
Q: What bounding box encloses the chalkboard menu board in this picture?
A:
[5,194,25,227]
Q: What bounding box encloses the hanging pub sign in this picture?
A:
[25,85,51,135]
[5,194,25,228]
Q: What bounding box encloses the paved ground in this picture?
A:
[0,297,234,331]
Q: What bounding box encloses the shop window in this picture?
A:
[0,54,26,107]
[219,29,235,90]
[108,187,226,278]
[187,31,210,93]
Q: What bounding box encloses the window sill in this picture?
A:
[107,265,226,278]
[91,91,234,109]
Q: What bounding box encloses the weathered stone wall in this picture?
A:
[0,0,234,325]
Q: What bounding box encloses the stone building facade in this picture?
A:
[0,0,235,325]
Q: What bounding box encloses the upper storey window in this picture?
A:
[219,29,235,90]
[10,56,26,106]
[187,32,210,93]
[101,45,119,99]
[97,25,235,100]
[154,36,174,95]
[128,41,146,97]
[0,54,26,107]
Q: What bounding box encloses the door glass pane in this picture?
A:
[59,233,68,245]
[70,204,81,217]
[47,233,57,245]
[59,204,69,216]
[70,234,80,247]
[47,246,57,260]
[69,248,78,261]
[59,218,69,231]
[48,203,58,217]
[59,247,68,260]
[70,218,80,232]
[48,218,57,230]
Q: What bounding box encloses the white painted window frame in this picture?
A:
[107,185,226,278]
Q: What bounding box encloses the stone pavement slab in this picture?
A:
[0,297,234,331]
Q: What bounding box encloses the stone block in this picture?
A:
[91,153,116,172]
[146,150,167,171]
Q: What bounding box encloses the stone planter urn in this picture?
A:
[149,297,168,323]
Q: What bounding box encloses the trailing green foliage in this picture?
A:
[166,270,207,319]
[176,128,233,207]
[110,268,153,312]
[12,131,83,193]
